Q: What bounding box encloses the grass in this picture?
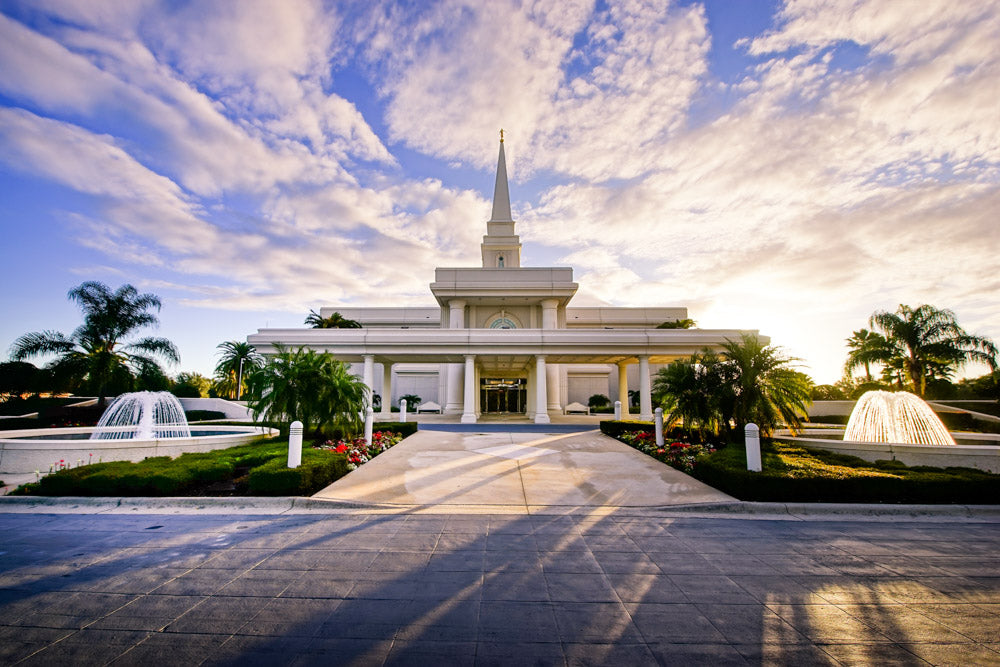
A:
[8,430,405,497]
[604,420,999,504]
[693,440,1000,504]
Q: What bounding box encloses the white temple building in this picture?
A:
[248,136,766,423]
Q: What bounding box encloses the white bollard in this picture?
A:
[654,407,664,448]
[288,421,303,469]
[745,423,761,472]
[364,407,374,446]
[400,399,407,423]
[614,400,622,421]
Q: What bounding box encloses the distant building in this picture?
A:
[249,137,765,423]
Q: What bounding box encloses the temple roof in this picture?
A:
[489,134,513,222]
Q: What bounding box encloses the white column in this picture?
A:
[534,355,550,424]
[461,354,477,423]
[639,355,652,421]
[444,299,467,415]
[617,360,630,418]
[541,298,561,414]
[362,354,375,407]
[525,363,535,419]
[380,362,392,419]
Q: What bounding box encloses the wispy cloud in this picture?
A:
[0,0,997,381]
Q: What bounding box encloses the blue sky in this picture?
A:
[1,0,998,385]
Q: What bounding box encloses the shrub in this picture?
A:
[373,421,418,437]
[692,440,1000,504]
[31,439,287,496]
[617,430,717,473]
[588,394,610,409]
[0,417,43,431]
[316,430,403,469]
[399,394,422,409]
[247,449,349,495]
[599,420,654,439]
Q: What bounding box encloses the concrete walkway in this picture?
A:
[312,430,733,510]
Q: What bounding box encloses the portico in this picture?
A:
[248,134,767,423]
[248,325,758,423]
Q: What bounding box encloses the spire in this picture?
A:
[489,130,513,222]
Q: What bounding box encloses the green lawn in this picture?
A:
[10,436,346,497]
[693,440,1000,504]
[602,419,999,504]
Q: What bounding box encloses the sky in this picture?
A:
[1,0,998,385]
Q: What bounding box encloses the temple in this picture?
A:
[248,136,765,423]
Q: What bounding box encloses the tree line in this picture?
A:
[5,282,996,441]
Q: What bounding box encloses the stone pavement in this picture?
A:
[1,509,999,666]
[312,430,734,510]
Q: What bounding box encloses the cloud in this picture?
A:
[356,0,710,181]
[0,2,391,199]
[1,0,998,384]
[0,106,487,317]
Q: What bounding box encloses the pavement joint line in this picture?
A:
[516,460,530,513]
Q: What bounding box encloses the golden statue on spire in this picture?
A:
[500,128,504,143]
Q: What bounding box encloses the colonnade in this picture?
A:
[357,297,655,424]
[360,351,653,425]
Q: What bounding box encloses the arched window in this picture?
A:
[497,256,505,268]
[489,317,517,329]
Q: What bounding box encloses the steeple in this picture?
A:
[490,130,513,222]
[481,130,521,268]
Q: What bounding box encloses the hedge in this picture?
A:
[17,433,367,497]
[35,456,235,496]
[599,420,655,438]
[692,441,1000,504]
[247,449,349,495]
[28,440,289,496]
[373,421,418,438]
[0,417,42,431]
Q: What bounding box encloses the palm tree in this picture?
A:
[652,350,731,440]
[868,304,998,397]
[244,346,368,438]
[844,328,889,383]
[9,282,179,406]
[304,310,361,329]
[214,341,263,400]
[656,318,696,329]
[720,334,813,437]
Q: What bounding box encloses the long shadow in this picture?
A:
[2,463,998,663]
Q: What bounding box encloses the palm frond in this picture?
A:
[9,331,77,360]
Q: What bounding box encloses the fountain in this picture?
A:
[91,391,192,440]
[773,389,999,473]
[0,393,276,475]
[843,390,955,446]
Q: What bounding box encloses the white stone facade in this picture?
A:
[249,137,766,423]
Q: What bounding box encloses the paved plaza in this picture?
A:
[1,428,999,665]
[1,507,999,666]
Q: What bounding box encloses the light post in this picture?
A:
[237,357,245,401]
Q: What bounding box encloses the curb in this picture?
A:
[649,501,1000,520]
[1,495,998,520]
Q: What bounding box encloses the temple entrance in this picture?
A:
[481,378,527,413]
